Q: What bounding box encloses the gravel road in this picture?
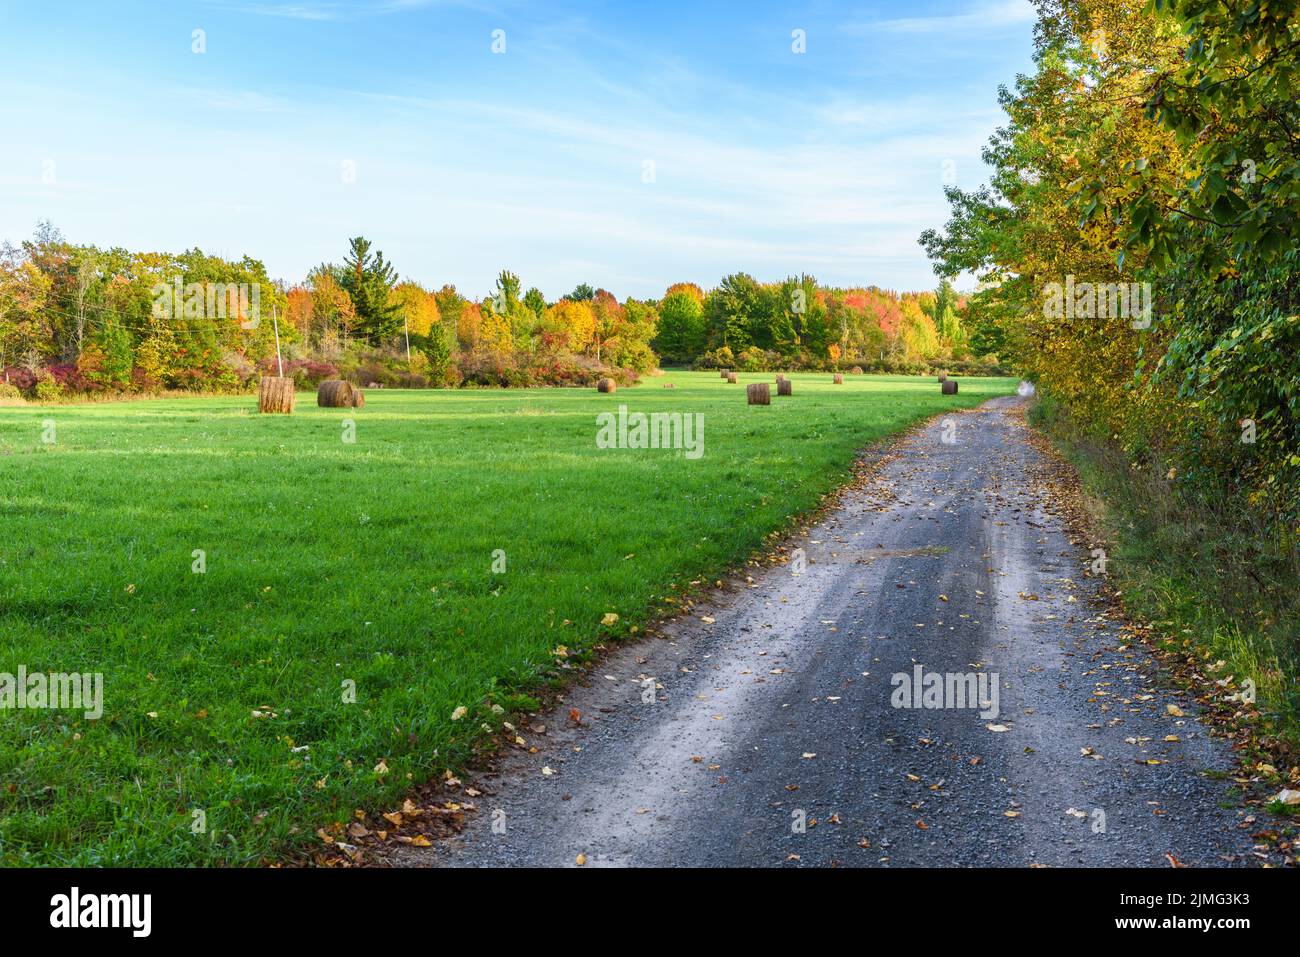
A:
[389,395,1257,868]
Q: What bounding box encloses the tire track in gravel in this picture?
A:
[385,395,1261,868]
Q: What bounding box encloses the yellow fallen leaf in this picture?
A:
[576,853,587,866]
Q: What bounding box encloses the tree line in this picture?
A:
[0,229,1001,400]
[921,0,1298,548]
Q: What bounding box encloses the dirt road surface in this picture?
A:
[388,396,1258,868]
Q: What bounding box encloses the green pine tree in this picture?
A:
[340,237,401,343]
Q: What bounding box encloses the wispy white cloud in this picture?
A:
[207,0,493,21]
[170,86,295,113]
[214,2,344,20]
[853,0,1036,35]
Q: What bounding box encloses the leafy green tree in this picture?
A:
[92,321,133,389]
[523,287,546,319]
[654,290,706,363]
[418,323,453,384]
[703,273,762,351]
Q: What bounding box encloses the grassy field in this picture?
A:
[0,371,1016,865]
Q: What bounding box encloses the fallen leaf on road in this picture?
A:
[986,724,1010,732]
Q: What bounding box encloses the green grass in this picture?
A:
[0,371,1016,865]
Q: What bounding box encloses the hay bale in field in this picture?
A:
[726,372,738,384]
[597,377,617,393]
[850,365,864,375]
[317,379,356,408]
[777,378,792,397]
[350,388,365,408]
[833,373,844,384]
[747,382,770,405]
[258,375,295,414]
[663,383,675,388]
[941,379,958,395]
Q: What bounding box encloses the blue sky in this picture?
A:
[0,0,1036,299]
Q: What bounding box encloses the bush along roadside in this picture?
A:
[1027,395,1300,837]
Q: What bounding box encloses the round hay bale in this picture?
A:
[258,375,295,414]
[833,373,844,384]
[317,379,356,408]
[746,382,770,405]
[941,379,958,395]
[777,378,792,397]
[850,365,864,375]
[662,383,675,388]
[350,388,365,409]
[726,372,738,384]
[597,377,617,393]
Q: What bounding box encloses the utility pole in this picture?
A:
[272,303,284,377]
